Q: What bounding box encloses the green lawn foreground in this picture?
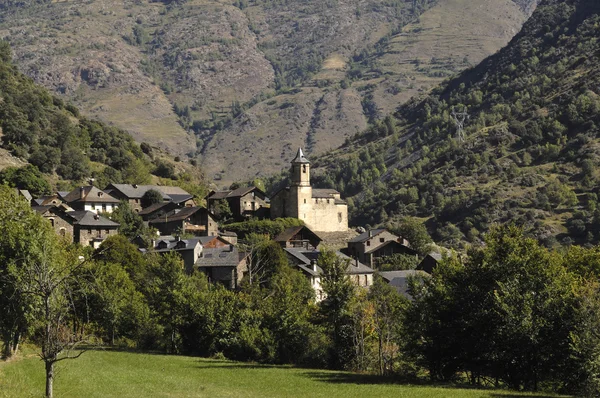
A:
[0,350,563,398]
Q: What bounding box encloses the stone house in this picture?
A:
[270,149,348,233]
[195,245,249,289]
[32,205,75,240]
[148,206,218,236]
[347,229,414,268]
[105,184,194,212]
[274,225,322,250]
[62,186,120,214]
[207,186,269,221]
[68,210,120,248]
[284,248,374,301]
[150,237,203,274]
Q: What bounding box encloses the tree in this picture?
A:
[318,248,355,369]
[211,199,233,222]
[0,187,40,358]
[390,218,433,256]
[110,200,148,239]
[141,189,164,208]
[368,275,407,375]
[0,165,51,196]
[6,206,91,398]
[240,234,287,287]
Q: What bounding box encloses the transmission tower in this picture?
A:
[451,107,469,143]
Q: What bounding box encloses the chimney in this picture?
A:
[80,187,85,200]
[368,230,373,238]
[310,259,317,272]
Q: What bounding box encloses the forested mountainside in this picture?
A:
[0,42,205,194]
[313,0,600,248]
[0,0,537,184]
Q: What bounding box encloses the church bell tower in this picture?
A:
[291,148,310,187]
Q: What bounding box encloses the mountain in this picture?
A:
[313,0,600,248]
[0,41,205,194]
[0,0,537,184]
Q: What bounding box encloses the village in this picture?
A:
[17,148,440,300]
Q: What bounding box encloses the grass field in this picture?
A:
[0,349,564,398]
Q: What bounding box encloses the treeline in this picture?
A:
[4,187,600,396]
[314,0,600,247]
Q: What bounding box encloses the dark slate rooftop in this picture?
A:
[207,186,264,200]
[284,248,374,275]
[106,184,190,200]
[148,207,208,223]
[291,148,310,164]
[379,270,429,298]
[153,238,201,252]
[63,186,120,204]
[311,189,341,198]
[67,211,120,227]
[348,229,387,243]
[365,240,417,256]
[196,247,243,267]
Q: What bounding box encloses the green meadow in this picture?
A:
[0,350,563,398]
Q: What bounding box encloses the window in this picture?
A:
[304,199,306,204]
[380,238,385,243]
[367,241,371,246]
[302,165,307,173]
[88,229,92,234]
[102,204,107,212]
[327,199,330,204]
[105,229,109,235]
[60,228,66,237]
[338,212,342,223]
[49,218,55,227]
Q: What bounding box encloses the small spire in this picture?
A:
[291,148,310,164]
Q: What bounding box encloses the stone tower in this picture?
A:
[289,148,312,222]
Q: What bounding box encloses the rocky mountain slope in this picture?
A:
[0,0,537,184]
[313,0,600,248]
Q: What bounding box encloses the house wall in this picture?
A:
[348,230,400,265]
[45,214,74,243]
[75,226,118,246]
[180,245,202,274]
[305,201,348,233]
[84,203,117,214]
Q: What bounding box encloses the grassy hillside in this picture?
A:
[314,0,600,248]
[0,0,538,185]
[0,349,563,398]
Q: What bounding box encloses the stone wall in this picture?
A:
[75,226,118,246]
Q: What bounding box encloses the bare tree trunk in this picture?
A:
[45,360,54,398]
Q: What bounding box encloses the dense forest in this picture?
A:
[313,0,600,248]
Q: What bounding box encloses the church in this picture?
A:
[270,149,348,233]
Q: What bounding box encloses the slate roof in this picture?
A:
[153,238,201,252]
[67,211,120,227]
[138,202,170,216]
[106,184,190,200]
[365,240,417,256]
[19,189,32,201]
[168,194,194,204]
[348,229,387,243]
[379,270,429,297]
[63,186,120,204]
[148,207,209,223]
[291,148,310,164]
[284,248,374,276]
[275,225,322,244]
[311,189,340,198]
[196,247,244,267]
[207,186,265,200]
